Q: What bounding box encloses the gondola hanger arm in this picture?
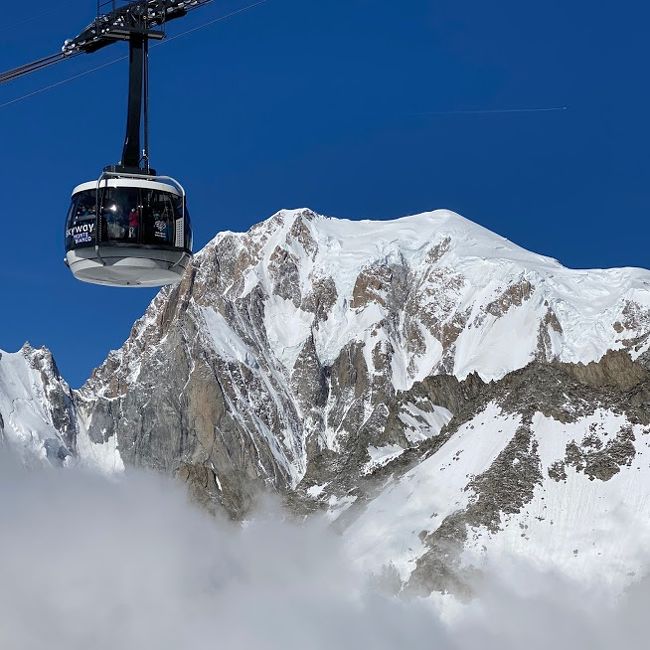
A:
[0,0,216,85]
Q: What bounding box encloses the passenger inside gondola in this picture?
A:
[128,206,140,240]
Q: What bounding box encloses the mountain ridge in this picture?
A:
[2,207,650,596]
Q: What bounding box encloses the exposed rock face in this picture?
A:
[2,208,650,596]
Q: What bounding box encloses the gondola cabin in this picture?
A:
[65,174,192,287]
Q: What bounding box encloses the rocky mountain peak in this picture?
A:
[2,208,650,596]
[69,208,650,501]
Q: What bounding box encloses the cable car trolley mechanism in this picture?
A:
[0,1,216,287]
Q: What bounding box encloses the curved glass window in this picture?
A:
[65,190,97,249]
[66,185,193,253]
[102,187,139,243]
[141,188,177,246]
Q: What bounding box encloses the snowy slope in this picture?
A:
[465,410,650,591]
[345,403,650,595]
[0,345,73,464]
[199,209,650,385]
[347,402,523,581]
[0,344,122,474]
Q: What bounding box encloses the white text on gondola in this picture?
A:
[67,222,95,244]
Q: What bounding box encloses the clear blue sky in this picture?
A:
[1,0,648,387]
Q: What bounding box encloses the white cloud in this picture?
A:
[0,451,647,650]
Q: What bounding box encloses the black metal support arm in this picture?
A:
[0,1,215,86]
[121,34,145,170]
[63,1,211,56]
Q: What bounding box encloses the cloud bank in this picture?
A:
[0,454,646,650]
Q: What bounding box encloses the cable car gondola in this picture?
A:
[63,5,194,287]
[0,1,213,287]
[65,172,192,287]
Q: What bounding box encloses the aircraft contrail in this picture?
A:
[416,105,568,116]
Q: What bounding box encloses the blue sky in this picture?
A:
[1,0,648,387]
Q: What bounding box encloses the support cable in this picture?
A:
[0,53,73,84]
[0,56,127,109]
[0,1,267,110]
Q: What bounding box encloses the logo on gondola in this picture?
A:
[67,222,95,244]
[154,219,169,240]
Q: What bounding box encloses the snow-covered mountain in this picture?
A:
[0,345,75,465]
[2,208,650,596]
[0,344,122,474]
